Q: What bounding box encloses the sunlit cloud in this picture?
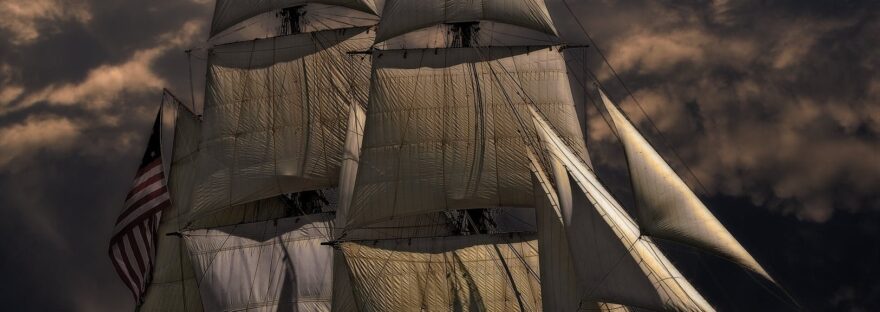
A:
[584,1,879,222]
[7,20,202,115]
[0,114,82,169]
[0,0,92,45]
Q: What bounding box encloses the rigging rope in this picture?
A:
[164,92,190,312]
[559,0,711,196]
[558,3,803,309]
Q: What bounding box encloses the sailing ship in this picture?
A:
[111,0,784,311]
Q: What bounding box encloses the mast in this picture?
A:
[136,92,203,312]
[137,1,378,311]
[278,5,305,35]
[448,22,480,48]
[335,0,574,310]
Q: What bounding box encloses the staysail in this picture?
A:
[210,0,378,37]
[598,90,773,282]
[191,27,373,220]
[375,0,558,43]
[345,46,587,228]
[531,106,715,311]
[532,168,582,311]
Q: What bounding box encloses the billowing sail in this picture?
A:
[182,214,335,311]
[192,27,373,220]
[532,169,582,311]
[210,0,377,37]
[599,90,772,281]
[139,97,203,312]
[334,103,366,232]
[375,0,558,43]
[531,151,641,312]
[341,234,541,311]
[346,46,587,228]
[531,106,715,311]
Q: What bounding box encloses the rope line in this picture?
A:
[559,0,711,196]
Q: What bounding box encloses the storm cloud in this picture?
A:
[0,0,876,310]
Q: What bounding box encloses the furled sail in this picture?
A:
[341,233,542,311]
[598,90,773,282]
[182,214,336,312]
[530,106,715,311]
[139,98,203,312]
[191,27,373,220]
[210,0,378,37]
[345,46,587,228]
[375,0,558,43]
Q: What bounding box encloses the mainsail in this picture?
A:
[114,0,783,310]
[341,234,542,311]
[182,214,336,311]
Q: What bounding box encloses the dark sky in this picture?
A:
[0,0,877,311]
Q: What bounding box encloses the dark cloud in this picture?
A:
[0,0,877,310]
[552,0,880,222]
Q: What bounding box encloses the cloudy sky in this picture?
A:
[0,0,877,311]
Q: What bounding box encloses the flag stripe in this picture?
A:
[118,186,168,223]
[118,189,166,225]
[120,238,143,291]
[127,160,161,190]
[140,221,153,264]
[136,223,153,271]
[110,246,139,298]
[128,231,147,275]
[112,200,170,244]
[109,111,169,303]
[125,172,164,202]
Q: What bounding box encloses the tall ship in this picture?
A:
[109,0,785,311]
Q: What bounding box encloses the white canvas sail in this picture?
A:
[341,234,541,311]
[334,103,366,233]
[210,0,378,37]
[182,214,336,312]
[138,99,203,312]
[192,27,373,220]
[375,0,558,43]
[598,90,772,282]
[532,169,582,311]
[530,151,644,312]
[531,106,715,311]
[345,46,587,228]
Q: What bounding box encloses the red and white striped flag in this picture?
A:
[109,111,170,302]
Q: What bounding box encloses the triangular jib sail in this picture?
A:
[598,89,772,282]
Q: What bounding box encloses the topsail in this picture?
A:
[210,0,377,36]
[191,27,373,219]
[345,46,587,227]
[375,0,558,43]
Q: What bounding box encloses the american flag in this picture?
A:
[109,111,170,302]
